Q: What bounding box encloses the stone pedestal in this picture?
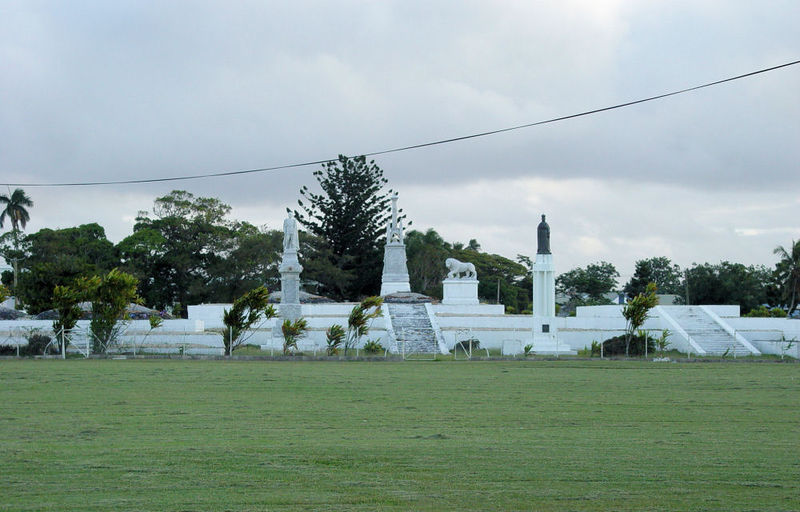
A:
[380,242,410,296]
[442,279,479,305]
[279,250,302,321]
[532,253,555,317]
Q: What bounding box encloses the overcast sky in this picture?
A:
[2,1,798,283]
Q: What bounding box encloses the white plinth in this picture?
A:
[381,280,411,296]
[442,279,479,305]
[531,333,575,355]
[381,242,410,296]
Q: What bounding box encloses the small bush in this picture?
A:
[600,334,654,357]
[362,339,384,354]
[745,305,787,318]
[22,334,53,356]
[454,339,480,352]
[0,344,17,356]
[590,340,602,357]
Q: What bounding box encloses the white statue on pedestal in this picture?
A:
[445,258,477,279]
[283,213,299,253]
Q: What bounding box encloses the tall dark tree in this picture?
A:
[405,229,450,298]
[294,155,396,300]
[118,191,284,312]
[624,256,683,298]
[556,261,620,307]
[10,223,117,314]
[684,261,770,313]
[118,191,235,312]
[773,240,800,314]
[0,188,33,306]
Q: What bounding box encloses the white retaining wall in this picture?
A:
[2,303,798,358]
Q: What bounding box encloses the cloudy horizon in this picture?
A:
[2,1,799,284]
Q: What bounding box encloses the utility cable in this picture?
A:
[4,59,799,188]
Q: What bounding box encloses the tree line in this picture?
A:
[2,155,799,318]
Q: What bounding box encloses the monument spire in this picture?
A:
[380,192,410,295]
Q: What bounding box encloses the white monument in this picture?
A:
[278,212,303,320]
[442,258,479,305]
[532,214,558,351]
[380,192,411,296]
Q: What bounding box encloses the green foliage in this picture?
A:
[222,286,276,356]
[744,305,787,318]
[523,344,533,356]
[624,257,683,297]
[295,155,397,300]
[0,283,9,304]
[23,332,52,356]
[405,229,449,298]
[83,269,140,353]
[52,283,89,350]
[773,240,800,315]
[684,261,770,313]
[119,191,283,312]
[325,324,346,355]
[556,261,619,311]
[601,334,654,357]
[345,296,383,355]
[10,223,117,314]
[281,317,308,355]
[361,339,384,354]
[622,283,658,357]
[655,329,672,357]
[149,314,164,329]
[590,340,602,357]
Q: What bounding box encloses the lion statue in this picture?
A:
[445,258,477,279]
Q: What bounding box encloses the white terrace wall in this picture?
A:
[189,303,394,354]
[725,317,800,358]
[3,303,798,358]
[0,319,221,355]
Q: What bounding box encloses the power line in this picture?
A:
[5,59,799,188]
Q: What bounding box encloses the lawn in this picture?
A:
[1,359,798,511]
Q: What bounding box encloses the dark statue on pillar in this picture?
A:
[537,214,550,254]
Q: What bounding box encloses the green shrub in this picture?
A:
[600,334,654,357]
[454,339,480,352]
[362,339,384,354]
[326,324,345,355]
[745,305,787,318]
[23,333,52,356]
[590,340,602,357]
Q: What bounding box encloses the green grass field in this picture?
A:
[2,360,798,511]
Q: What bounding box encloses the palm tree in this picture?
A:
[773,240,800,315]
[0,188,33,232]
[0,188,33,307]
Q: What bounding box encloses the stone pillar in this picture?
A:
[532,252,555,318]
[279,213,303,321]
[380,192,411,295]
[532,214,559,352]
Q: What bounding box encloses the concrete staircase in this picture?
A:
[386,303,440,355]
[667,306,756,356]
